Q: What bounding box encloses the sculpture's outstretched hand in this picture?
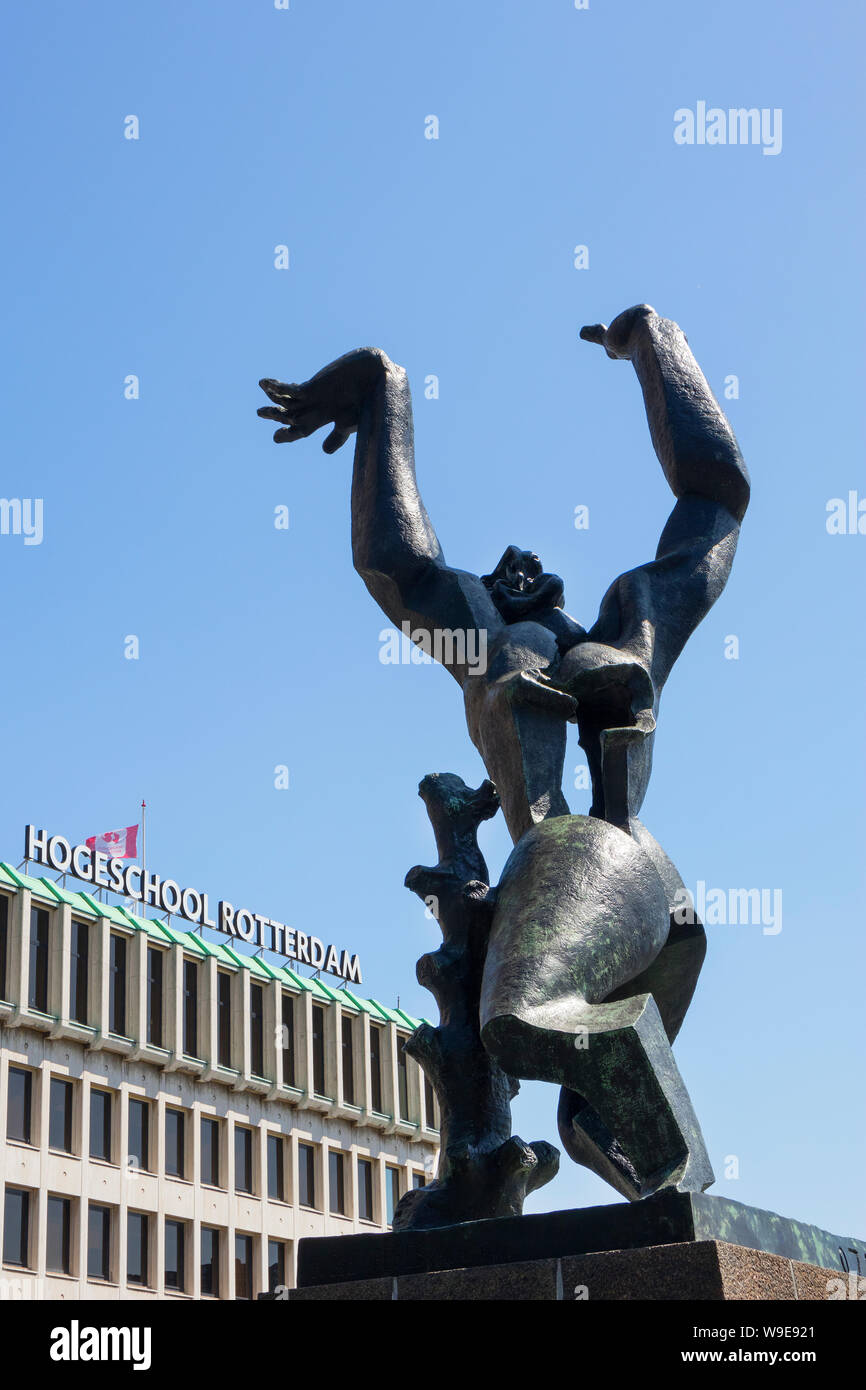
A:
[579,303,659,361]
[258,348,391,454]
[258,377,358,454]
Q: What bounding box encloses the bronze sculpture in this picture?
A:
[259,304,750,1225]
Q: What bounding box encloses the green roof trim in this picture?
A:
[370,999,414,1029]
[212,943,244,968]
[0,863,57,902]
[38,878,95,913]
[278,966,313,993]
[0,863,30,889]
[339,988,377,1016]
[266,963,335,999]
[0,864,19,889]
[309,976,341,1002]
[75,894,142,929]
[106,903,138,928]
[307,975,338,1001]
[191,934,226,959]
[219,943,272,979]
[180,933,209,957]
[67,894,101,919]
[115,906,169,941]
[244,954,274,981]
[145,919,176,943]
[253,955,284,981]
[395,1007,422,1031]
[158,922,208,956]
[77,891,112,920]
[366,998,393,1023]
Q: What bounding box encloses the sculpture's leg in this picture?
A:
[482,991,713,1199]
[479,813,715,1199]
[556,914,711,1197]
[464,664,573,844]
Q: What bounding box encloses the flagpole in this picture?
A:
[140,799,147,919]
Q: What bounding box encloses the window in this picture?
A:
[298,1142,316,1208]
[128,1098,150,1171]
[250,983,264,1077]
[370,1024,384,1112]
[89,1090,112,1162]
[201,1117,220,1187]
[358,1157,374,1222]
[165,1109,185,1179]
[49,1078,74,1153]
[217,971,231,1067]
[235,1234,253,1300]
[281,994,295,1087]
[165,1219,185,1292]
[329,1150,345,1215]
[425,1076,437,1130]
[201,1227,219,1297]
[46,1195,71,1274]
[267,1240,286,1293]
[386,1166,401,1225]
[341,1015,355,1104]
[397,1036,409,1120]
[147,947,163,1047]
[3,1188,29,1266]
[234,1126,253,1194]
[0,894,8,998]
[183,959,198,1057]
[87,1203,111,1282]
[312,1003,326,1096]
[7,1067,32,1143]
[70,920,88,1024]
[127,1211,148,1286]
[267,1133,284,1201]
[412,1171,426,1189]
[28,907,49,1012]
[109,934,126,1035]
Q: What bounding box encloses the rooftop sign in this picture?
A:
[23,825,362,983]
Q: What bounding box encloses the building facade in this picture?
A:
[0,863,439,1300]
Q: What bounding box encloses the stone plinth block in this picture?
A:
[288,1240,846,1302]
[294,1190,864,1291]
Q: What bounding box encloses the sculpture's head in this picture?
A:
[481,546,565,622]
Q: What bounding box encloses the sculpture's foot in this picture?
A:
[556,1087,714,1200]
[481,992,714,1201]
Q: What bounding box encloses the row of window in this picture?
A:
[6,1066,428,1216]
[11,904,268,1067]
[1,901,437,1126]
[2,1187,284,1298]
[8,1067,285,1199]
[304,1145,424,1222]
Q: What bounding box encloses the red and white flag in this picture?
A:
[86,825,139,860]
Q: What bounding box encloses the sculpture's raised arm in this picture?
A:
[260,347,440,577]
[580,306,750,697]
[581,305,749,524]
[259,348,501,683]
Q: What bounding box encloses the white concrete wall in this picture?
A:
[0,888,439,1300]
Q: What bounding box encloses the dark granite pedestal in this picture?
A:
[289,1240,849,1301]
[286,1191,865,1302]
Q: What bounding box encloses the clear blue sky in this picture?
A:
[2,0,863,1237]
